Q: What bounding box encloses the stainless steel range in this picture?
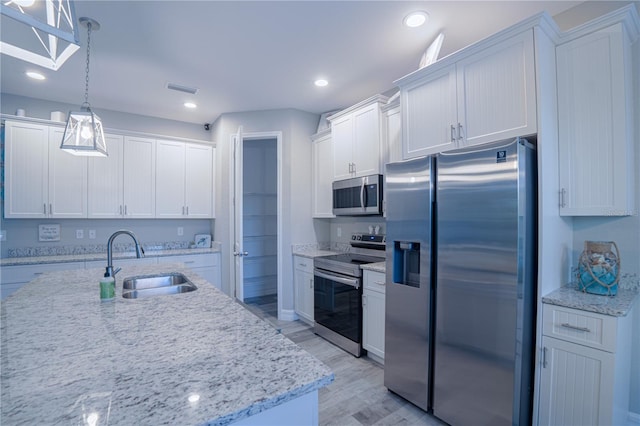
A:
[313,234,385,357]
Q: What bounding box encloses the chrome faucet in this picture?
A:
[105,230,145,278]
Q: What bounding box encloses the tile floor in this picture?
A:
[243,295,446,426]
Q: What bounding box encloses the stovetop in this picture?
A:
[314,233,385,277]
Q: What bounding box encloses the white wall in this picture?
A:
[211,109,320,318]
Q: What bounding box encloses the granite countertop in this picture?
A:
[0,263,334,425]
[542,284,640,317]
[0,247,221,267]
[361,261,386,274]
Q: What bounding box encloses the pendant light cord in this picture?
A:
[83,21,92,108]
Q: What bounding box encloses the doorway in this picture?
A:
[232,130,283,318]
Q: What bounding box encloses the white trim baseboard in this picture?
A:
[279,308,298,322]
[629,411,640,425]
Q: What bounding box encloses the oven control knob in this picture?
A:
[352,235,356,240]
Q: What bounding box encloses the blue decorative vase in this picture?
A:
[577,241,620,296]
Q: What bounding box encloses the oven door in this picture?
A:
[313,268,362,344]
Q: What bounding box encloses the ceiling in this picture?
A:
[0,1,599,125]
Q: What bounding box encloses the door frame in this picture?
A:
[229,130,284,318]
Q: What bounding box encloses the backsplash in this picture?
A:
[7,241,222,258]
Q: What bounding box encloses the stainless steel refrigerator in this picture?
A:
[384,137,537,425]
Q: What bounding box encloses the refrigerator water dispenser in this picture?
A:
[393,241,421,287]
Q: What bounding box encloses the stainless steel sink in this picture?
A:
[122,273,197,299]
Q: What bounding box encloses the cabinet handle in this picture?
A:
[560,323,591,333]
[182,206,185,215]
[124,205,128,215]
[183,260,195,264]
[560,188,566,208]
[186,206,189,216]
[457,123,463,141]
[49,204,52,215]
[33,272,43,276]
[450,125,456,143]
[542,346,547,368]
[119,205,123,215]
[298,263,307,268]
[43,204,47,215]
[374,281,385,286]
[362,294,366,306]
[309,278,313,289]
[352,163,356,174]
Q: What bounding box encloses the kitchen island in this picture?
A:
[0,263,333,425]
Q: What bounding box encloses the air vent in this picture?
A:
[166,82,199,95]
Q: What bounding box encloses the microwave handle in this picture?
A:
[360,178,366,211]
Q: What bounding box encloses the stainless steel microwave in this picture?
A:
[332,174,383,216]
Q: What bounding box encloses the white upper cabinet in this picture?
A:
[311,130,334,218]
[4,121,86,219]
[557,8,638,216]
[156,139,186,218]
[329,95,388,180]
[88,134,124,218]
[156,140,214,218]
[47,127,88,218]
[402,66,458,158]
[4,121,49,218]
[184,143,214,218]
[397,29,537,159]
[123,136,156,218]
[383,99,403,164]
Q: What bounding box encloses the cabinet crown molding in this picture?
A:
[558,4,640,44]
[393,12,558,89]
[326,94,389,122]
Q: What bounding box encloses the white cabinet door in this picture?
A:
[293,256,314,324]
[312,131,334,218]
[352,104,380,177]
[539,336,615,426]
[4,121,49,218]
[331,116,353,181]
[457,30,536,148]
[385,103,402,164]
[557,23,635,216]
[88,134,124,218]
[402,66,458,158]
[123,136,156,218]
[47,126,88,218]
[155,139,186,218]
[185,143,214,218]
[363,270,386,360]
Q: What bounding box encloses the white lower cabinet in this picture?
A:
[157,253,221,290]
[362,270,385,361]
[538,304,633,426]
[293,255,314,324]
[1,262,85,300]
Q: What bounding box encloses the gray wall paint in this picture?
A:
[211,108,320,317]
[1,93,209,141]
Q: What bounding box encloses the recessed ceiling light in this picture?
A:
[314,79,328,87]
[184,102,197,109]
[404,11,428,28]
[26,71,45,80]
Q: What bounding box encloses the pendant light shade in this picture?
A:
[60,17,108,157]
[61,106,107,156]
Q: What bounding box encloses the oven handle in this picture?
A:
[314,269,360,289]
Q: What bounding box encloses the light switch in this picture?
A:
[177,227,184,236]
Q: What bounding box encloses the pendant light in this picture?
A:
[60,17,107,157]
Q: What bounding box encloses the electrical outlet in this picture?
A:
[0,230,6,241]
[89,230,96,239]
[177,227,184,236]
[337,227,342,238]
[76,229,84,239]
